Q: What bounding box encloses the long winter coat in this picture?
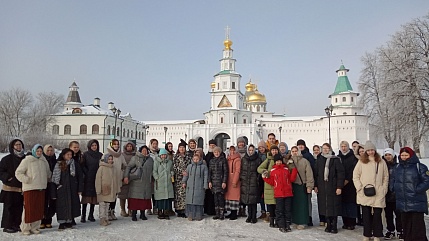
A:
[118,142,136,199]
[257,152,276,205]
[182,160,208,205]
[81,140,102,197]
[301,147,316,172]
[225,152,241,201]
[124,152,154,200]
[353,157,389,208]
[338,150,358,203]
[15,154,51,192]
[106,147,126,195]
[391,154,429,213]
[152,157,174,200]
[173,153,192,210]
[240,151,261,204]
[95,161,116,202]
[208,155,228,194]
[54,160,84,220]
[0,139,25,191]
[314,154,345,216]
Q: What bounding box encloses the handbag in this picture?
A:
[363,162,379,197]
[129,160,143,181]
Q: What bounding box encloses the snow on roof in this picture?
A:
[259,116,325,122]
[55,105,113,116]
[142,119,204,125]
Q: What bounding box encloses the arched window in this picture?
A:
[131,130,133,138]
[123,128,125,137]
[116,127,120,137]
[52,125,59,135]
[92,124,99,134]
[127,129,130,138]
[138,132,141,140]
[342,97,346,102]
[107,125,111,135]
[80,125,87,134]
[64,125,71,135]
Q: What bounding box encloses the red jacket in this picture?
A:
[263,164,297,198]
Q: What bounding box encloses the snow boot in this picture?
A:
[140,211,147,220]
[331,217,338,234]
[131,210,138,221]
[325,218,332,233]
[219,208,225,220]
[269,217,276,228]
[251,206,258,224]
[285,223,292,232]
[229,210,238,220]
[213,207,220,220]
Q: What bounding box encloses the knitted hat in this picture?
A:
[237,137,246,144]
[364,141,376,151]
[273,154,283,161]
[178,139,187,148]
[400,147,415,157]
[383,148,395,156]
[209,139,216,145]
[258,141,267,149]
[159,148,168,155]
[297,139,306,147]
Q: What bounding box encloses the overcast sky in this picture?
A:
[1,1,428,121]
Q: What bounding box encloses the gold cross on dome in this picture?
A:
[225,26,231,40]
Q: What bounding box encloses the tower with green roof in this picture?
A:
[328,64,361,116]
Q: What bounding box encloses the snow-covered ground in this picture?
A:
[0,153,428,240]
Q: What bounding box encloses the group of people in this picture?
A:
[0,134,428,241]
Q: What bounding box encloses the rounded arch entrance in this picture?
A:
[214,133,231,152]
[196,137,204,149]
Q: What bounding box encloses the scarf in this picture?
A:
[237,146,247,158]
[341,149,351,156]
[107,147,121,158]
[14,149,25,158]
[52,159,76,185]
[322,153,334,182]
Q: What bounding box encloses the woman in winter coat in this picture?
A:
[173,140,192,218]
[105,139,127,221]
[257,145,280,227]
[123,145,154,221]
[257,140,268,220]
[225,146,241,220]
[52,148,83,230]
[15,144,51,235]
[383,148,403,240]
[240,144,262,223]
[208,146,228,220]
[353,141,389,241]
[118,141,136,217]
[182,154,208,221]
[80,139,102,223]
[95,154,116,226]
[0,139,25,233]
[314,143,345,234]
[391,147,429,241]
[337,140,358,230]
[41,144,57,229]
[287,146,314,230]
[165,142,174,161]
[279,142,289,157]
[354,144,365,226]
[152,148,174,220]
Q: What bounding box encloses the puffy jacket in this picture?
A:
[392,154,429,214]
[208,155,228,194]
[240,151,262,204]
[263,164,297,198]
[384,155,398,203]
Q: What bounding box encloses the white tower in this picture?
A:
[329,64,361,116]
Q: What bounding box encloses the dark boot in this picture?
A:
[140,211,147,220]
[219,208,225,220]
[132,210,138,221]
[88,204,95,222]
[285,222,292,232]
[331,216,338,234]
[251,206,257,224]
[213,207,220,220]
[325,217,332,233]
[229,210,238,220]
[81,204,87,223]
[308,216,313,226]
[269,217,276,228]
[164,210,170,220]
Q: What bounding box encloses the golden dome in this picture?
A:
[224,39,233,50]
[245,81,256,92]
[247,90,266,103]
[211,82,216,89]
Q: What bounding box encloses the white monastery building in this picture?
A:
[50,29,370,152]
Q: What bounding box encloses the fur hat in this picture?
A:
[297,139,306,147]
[364,141,376,151]
[159,148,168,155]
[383,148,395,156]
[273,154,283,162]
[237,137,246,145]
[258,141,267,149]
[400,147,415,157]
[209,139,216,145]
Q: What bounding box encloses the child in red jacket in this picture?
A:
[263,154,298,233]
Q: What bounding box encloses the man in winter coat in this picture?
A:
[0,139,25,233]
[296,139,316,226]
[265,133,279,150]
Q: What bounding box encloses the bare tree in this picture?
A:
[0,88,33,138]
